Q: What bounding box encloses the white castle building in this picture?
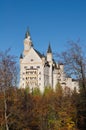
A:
[19,30,78,92]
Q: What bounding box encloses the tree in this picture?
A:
[58,41,86,130]
[32,87,41,96]
[59,41,86,93]
[0,49,17,130]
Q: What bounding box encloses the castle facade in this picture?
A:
[19,30,78,92]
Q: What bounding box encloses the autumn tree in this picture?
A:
[59,41,86,93]
[58,41,86,130]
[0,49,17,130]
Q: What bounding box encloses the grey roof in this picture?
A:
[20,53,23,59]
[47,43,52,53]
[53,59,57,69]
[35,49,44,58]
[59,63,64,65]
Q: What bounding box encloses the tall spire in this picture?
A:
[24,27,33,47]
[25,27,30,38]
[47,43,52,53]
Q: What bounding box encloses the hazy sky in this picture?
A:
[0,0,86,61]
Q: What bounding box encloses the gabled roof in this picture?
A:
[34,49,44,58]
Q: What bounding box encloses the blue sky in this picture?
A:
[0,0,86,62]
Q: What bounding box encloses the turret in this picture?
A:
[46,43,53,87]
[20,53,23,63]
[47,43,52,62]
[23,29,33,56]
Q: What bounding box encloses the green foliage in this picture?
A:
[43,86,53,97]
[25,86,30,94]
[55,82,63,95]
[32,87,41,96]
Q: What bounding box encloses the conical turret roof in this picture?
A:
[25,28,33,47]
[47,43,52,53]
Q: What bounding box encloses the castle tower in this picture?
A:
[47,43,53,87]
[47,43,52,62]
[23,29,33,56]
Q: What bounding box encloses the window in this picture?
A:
[30,71,33,74]
[39,78,41,80]
[34,71,36,74]
[31,59,34,62]
[37,66,40,68]
[30,66,33,69]
[24,66,27,69]
[58,79,61,81]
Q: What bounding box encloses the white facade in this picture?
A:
[20,30,78,92]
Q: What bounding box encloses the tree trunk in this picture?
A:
[4,89,9,130]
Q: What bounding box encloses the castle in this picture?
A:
[19,30,78,92]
